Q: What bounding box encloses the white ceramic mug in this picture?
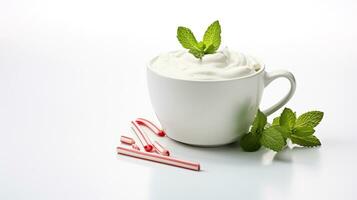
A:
[147,61,296,146]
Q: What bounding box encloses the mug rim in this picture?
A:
[147,56,266,83]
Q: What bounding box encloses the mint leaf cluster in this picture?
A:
[177,20,221,59]
[240,108,324,152]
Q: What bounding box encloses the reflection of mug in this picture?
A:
[147,60,296,146]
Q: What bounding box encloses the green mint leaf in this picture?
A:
[197,41,206,51]
[274,125,291,139]
[290,135,321,147]
[264,123,272,129]
[295,111,324,128]
[240,133,261,152]
[272,117,280,126]
[251,109,267,134]
[260,127,286,152]
[177,26,199,50]
[189,49,205,59]
[177,20,221,59]
[293,127,315,137]
[204,44,216,54]
[280,108,296,129]
[203,20,221,52]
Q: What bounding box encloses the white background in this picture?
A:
[1,0,357,199]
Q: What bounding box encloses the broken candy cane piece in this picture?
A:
[131,120,154,152]
[120,136,136,145]
[117,146,200,171]
[153,141,170,156]
[131,144,140,151]
[135,118,166,137]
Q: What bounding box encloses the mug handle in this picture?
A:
[262,70,296,116]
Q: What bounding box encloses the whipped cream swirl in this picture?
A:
[149,48,262,81]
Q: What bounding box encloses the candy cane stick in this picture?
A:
[135,118,166,137]
[120,136,136,145]
[130,127,144,149]
[117,146,200,171]
[153,141,170,156]
[131,121,154,152]
[131,144,140,151]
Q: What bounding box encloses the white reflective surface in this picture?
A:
[1,0,357,199]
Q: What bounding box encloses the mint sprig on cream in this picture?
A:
[240,108,324,152]
[177,20,221,59]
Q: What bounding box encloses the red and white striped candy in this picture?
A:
[120,136,135,145]
[117,146,200,171]
[131,121,154,152]
[153,141,170,156]
[131,144,140,151]
[135,118,166,137]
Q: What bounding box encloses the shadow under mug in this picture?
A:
[147,63,296,146]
